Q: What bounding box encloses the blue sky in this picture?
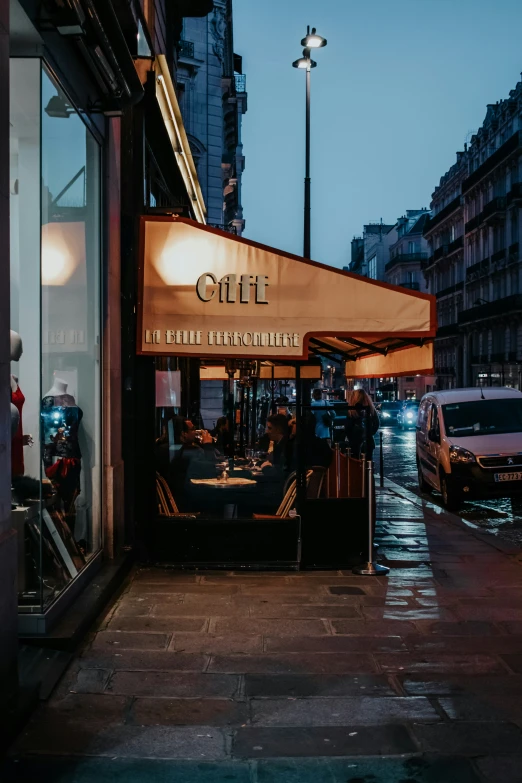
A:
[234,0,522,268]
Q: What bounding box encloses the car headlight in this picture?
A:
[449,445,476,463]
[382,412,391,418]
[406,412,414,420]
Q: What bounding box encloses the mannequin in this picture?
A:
[42,376,83,537]
[10,329,31,476]
[11,403,20,438]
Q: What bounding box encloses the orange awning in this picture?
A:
[138,217,436,375]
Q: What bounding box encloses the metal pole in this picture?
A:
[304,65,311,259]
[295,365,307,514]
[379,431,384,488]
[335,444,341,498]
[353,461,389,576]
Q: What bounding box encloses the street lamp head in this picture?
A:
[292,57,316,69]
[301,27,327,49]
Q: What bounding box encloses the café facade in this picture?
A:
[137,216,436,569]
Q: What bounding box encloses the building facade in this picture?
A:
[422,155,467,389]
[349,213,435,401]
[350,222,396,280]
[423,77,522,390]
[385,209,430,291]
[1,0,212,717]
[177,0,247,233]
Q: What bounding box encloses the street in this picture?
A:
[376,426,522,548]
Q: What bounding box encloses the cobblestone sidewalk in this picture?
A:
[5,485,522,782]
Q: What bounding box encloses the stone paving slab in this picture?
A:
[15,721,228,759]
[104,617,207,633]
[130,698,249,727]
[232,725,417,758]
[244,673,397,698]
[90,631,172,650]
[169,633,264,654]
[208,653,376,675]
[264,634,406,653]
[250,695,440,726]
[107,671,240,699]
[79,650,209,671]
[256,757,482,783]
[411,720,522,755]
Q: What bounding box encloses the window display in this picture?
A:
[10,59,102,615]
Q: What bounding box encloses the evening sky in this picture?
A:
[234,0,522,268]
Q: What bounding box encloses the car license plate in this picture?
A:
[494,472,522,482]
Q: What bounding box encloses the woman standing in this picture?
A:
[345,389,380,460]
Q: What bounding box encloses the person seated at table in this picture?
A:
[211,416,232,456]
[260,414,290,475]
[168,417,217,508]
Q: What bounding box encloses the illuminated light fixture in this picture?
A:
[292,57,316,69]
[42,246,67,284]
[154,55,206,224]
[301,28,327,48]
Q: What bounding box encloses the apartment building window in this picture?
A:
[368,254,377,279]
[511,210,519,244]
[408,241,419,254]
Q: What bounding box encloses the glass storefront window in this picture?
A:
[10,59,102,615]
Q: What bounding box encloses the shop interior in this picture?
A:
[10,58,102,626]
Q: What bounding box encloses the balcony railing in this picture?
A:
[235,74,247,93]
[423,195,462,234]
[481,196,506,224]
[465,214,481,233]
[432,245,448,262]
[491,248,507,266]
[436,281,464,299]
[447,235,464,254]
[508,241,519,264]
[178,39,195,59]
[462,131,521,194]
[436,324,460,338]
[507,182,522,206]
[458,294,522,325]
[385,252,427,272]
[399,281,420,291]
[466,258,490,280]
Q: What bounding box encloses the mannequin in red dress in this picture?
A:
[10,330,31,477]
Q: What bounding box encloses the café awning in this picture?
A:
[138,217,436,378]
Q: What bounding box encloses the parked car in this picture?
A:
[377,401,402,426]
[416,387,522,510]
[397,400,420,430]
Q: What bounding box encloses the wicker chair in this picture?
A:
[156,472,199,519]
[252,470,313,519]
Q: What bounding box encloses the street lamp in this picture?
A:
[292,26,327,259]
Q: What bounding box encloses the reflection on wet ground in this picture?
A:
[374,427,522,547]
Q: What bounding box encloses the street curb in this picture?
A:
[381,478,522,558]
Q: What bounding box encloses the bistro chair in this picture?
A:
[307,465,327,500]
[156,472,199,519]
[252,470,313,519]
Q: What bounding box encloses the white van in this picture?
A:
[416,387,522,510]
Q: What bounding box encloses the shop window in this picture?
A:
[10,60,102,617]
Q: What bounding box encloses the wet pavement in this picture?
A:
[4,486,522,782]
[375,425,522,547]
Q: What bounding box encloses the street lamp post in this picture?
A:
[293,26,327,259]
